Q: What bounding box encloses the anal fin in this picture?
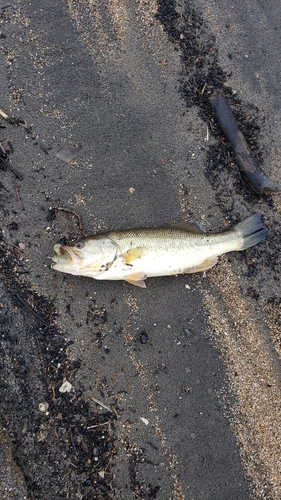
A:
[185,256,218,274]
[124,271,147,288]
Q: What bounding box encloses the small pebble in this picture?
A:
[39,402,49,413]
[140,417,149,425]
[184,328,192,338]
[59,380,73,393]
[140,331,148,344]
[7,221,18,230]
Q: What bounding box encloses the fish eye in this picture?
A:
[75,241,85,249]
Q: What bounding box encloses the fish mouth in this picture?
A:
[51,244,73,267]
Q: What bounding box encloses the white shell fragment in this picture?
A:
[39,402,49,413]
[140,417,149,426]
[59,380,73,393]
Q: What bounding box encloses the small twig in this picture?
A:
[201,83,206,94]
[11,243,25,253]
[0,156,23,180]
[112,406,119,419]
[87,421,110,430]
[0,106,33,135]
[104,452,114,472]
[0,107,24,127]
[51,385,56,401]
[0,181,9,192]
[13,280,50,327]
[69,429,77,455]
[14,180,22,204]
[90,397,113,413]
[40,145,48,155]
[0,108,9,120]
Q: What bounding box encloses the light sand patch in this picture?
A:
[203,259,281,499]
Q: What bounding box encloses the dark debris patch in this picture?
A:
[156,1,274,205]
[0,244,116,499]
[86,306,108,327]
[125,438,160,499]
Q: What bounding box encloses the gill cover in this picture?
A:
[52,237,118,277]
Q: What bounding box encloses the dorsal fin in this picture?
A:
[168,222,205,234]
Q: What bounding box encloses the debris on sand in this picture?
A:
[55,144,82,163]
[210,89,280,194]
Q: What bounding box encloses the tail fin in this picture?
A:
[234,212,268,250]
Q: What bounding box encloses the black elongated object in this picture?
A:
[210,89,280,194]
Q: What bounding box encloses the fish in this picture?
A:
[51,212,268,288]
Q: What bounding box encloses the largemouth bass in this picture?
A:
[51,212,267,288]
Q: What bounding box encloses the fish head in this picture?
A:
[51,236,118,277]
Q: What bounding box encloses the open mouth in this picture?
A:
[52,244,72,266]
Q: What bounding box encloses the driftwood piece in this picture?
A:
[210,89,280,194]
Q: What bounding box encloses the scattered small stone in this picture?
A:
[140,417,149,425]
[7,221,18,230]
[39,402,49,413]
[184,328,192,338]
[59,380,73,393]
[140,331,148,344]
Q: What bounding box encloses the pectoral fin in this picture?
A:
[185,256,218,273]
[122,247,146,265]
[124,272,147,288]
